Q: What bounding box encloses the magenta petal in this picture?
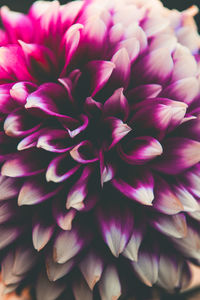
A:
[103,88,129,121]
[83,60,115,97]
[19,40,58,80]
[61,23,83,74]
[160,77,199,105]
[110,48,131,88]
[112,170,154,206]
[10,81,37,106]
[0,6,34,43]
[84,97,103,117]
[4,109,41,137]
[0,45,33,82]
[66,166,93,210]
[46,154,80,183]
[1,150,47,178]
[97,201,134,257]
[152,137,200,175]
[18,176,62,206]
[0,84,17,114]
[70,140,99,164]
[130,98,187,134]
[37,129,73,153]
[133,48,173,84]
[104,117,132,149]
[118,136,163,165]
[127,84,162,104]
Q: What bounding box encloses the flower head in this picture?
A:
[0,0,200,299]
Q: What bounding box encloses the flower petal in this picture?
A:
[79,250,104,290]
[99,265,122,300]
[118,136,163,165]
[152,138,200,175]
[46,254,74,282]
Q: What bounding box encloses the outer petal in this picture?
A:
[79,250,104,290]
[99,265,122,300]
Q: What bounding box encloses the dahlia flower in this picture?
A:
[0,0,200,299]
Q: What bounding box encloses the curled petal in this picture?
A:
[104,117,132,149]
[46,154,80,183]
[70,141,99,164]
[78,60,115,97]
[4,109,41,137]
[66,166,93,210]
[118,136,163,165]
[0,202,15,224]
[1,150,47,178]
[10,81,37,106]
[61,23,83,74]
[37,129,73,153]
[152,138,200,175]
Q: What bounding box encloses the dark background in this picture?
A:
[0,0,199,30]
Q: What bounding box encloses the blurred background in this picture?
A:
[0,0,200,30]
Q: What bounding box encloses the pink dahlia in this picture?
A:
[0,0,200,299]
